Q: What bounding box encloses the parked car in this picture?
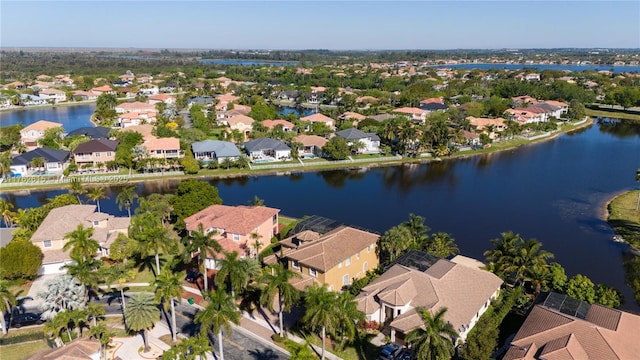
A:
[378,342,403,360]
[397,348,414,360]
[10,312,44,328]
[185,270,203,283]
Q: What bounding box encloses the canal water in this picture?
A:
[2,119,640,311]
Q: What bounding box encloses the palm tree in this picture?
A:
[248,195,265,206]
[116,185,139,217]
[89,324,114,360]
[124,293,160,352]
[406,307,457,360]
[483,231,522,280]
[0,151,12,178]
[195,288,241,360]
[63,224,99,262]
[63,256,101,299]
[69,177,86,203]
[259,263,301,337]
[221,157,233,170]
[129,212,176,275]
[426,232,459,258]
[249,232,263,259]
[104,263,136,314]
[0,276,17,335]
[68,308,89,337]
[187,224,222,291]
[215,251,260,298]
[302,283,340,360]
[333,291,365,350]
[0,199,14,228]
[525,263,551,295]
[87,187,108,213]
[379,225,413,265]
[30,156,45,171]
[86,302,106,327]
[507,238,554,285]
[44,311,73,344]
[402,213,430,248]
[152,268,184,342]
[38,275,86,321]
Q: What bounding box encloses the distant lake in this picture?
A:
[198,59,299,66]
[430,63,640,73]
[0,104,96,131]
[3,118,640,312]
[277,106,317,118]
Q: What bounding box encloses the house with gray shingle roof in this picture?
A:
[335,128,381,154]
[355,252,502,344]
[191,140,242,163]
[244,137,291,161]
[10,148,71,176]
[30,205,130,274]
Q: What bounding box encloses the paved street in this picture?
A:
[96,293,289,360]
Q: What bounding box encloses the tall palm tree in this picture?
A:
[507,238,554,285]
[0,199,14,228]
[116,185,139,218]
[333,291,365,350]
[63,256,101,299]
[402,213,430,248]
[129,212,176,275]
[249,232,263,259]
[0,151,12,178]
[215,251,260,298]
[525,263,551,295]
[89,324,114,360]
[86,302,106,327]
[124,293,160,352]
[0,276,17,335]
[302,283,340,360]
[187,224,222,292]
[68,308,89,337]
[87,187,108,213]
[152,268,184,342]
[483,231,522,280]
[406,307,457,360]
[426,232,459,258]
[69,177,86,203]
[44,311,73,344]
[63,224,99,262]
[195,288,241,360]
[259,263,301,337]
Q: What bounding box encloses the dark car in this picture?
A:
[397,348,414,360]
[378,342,403,360]
[185,270,203,283]
[11,313,43,328]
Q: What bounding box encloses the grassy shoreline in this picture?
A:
[606,190,640,249]
[0,118,594,193]
[585,108,640,122]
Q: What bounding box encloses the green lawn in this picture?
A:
[0,340,51,360]
[585,108,640,121]
[607,190,640,248]
[300,333,380,360]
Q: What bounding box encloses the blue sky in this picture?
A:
[1,1,639,49]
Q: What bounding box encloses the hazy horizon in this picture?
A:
[2,1,639,50]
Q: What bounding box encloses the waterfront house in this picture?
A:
[503,292,640,360]
[191,139,242,163]
[117,111,157,128]
[73,139,118,168]
[262,119,295,132]
[72,90,98,101]
[10,148,70,176]
[524,73,541,81]
[335,128,381,154]
[244,137,291,161]
[90,85,115,95]
[143,136,183,160]
[147,93,175,105]
[19,94,47,106]
[224,114,254,140]
[30,204,130,274]
[115,101,156,114]
[66,126,111,139]
[301,113,336,130]
[293,134,327,158]
[20,120,64,150]
[184,204,280,268]
[0,95,11,109]
[355,252,502,344]
[38,88,67,103]
[270,225,380,292]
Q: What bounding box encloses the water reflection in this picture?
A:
[597,117,640,139]
[318,168,367,188]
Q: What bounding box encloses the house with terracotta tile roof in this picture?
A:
[511,96,538,106]
[115,101,156,114]
[262,119,295,132]
[148,93,175,105]
[270,225,379,292]
[143,136,183,160]
[72,90,98,101]
[117,111,157,128]
[503,292,640,360]
[73,139,119,167]
[30,204,130,274]
[293,134,327,157]
[20,120,64,150]
[355,252,502,344]
[90,85,114,95]
[27,337,100,360]
[300,113,336,130]
[393,107,428,123]
[225,114,255,140]
[184,205,280,268]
